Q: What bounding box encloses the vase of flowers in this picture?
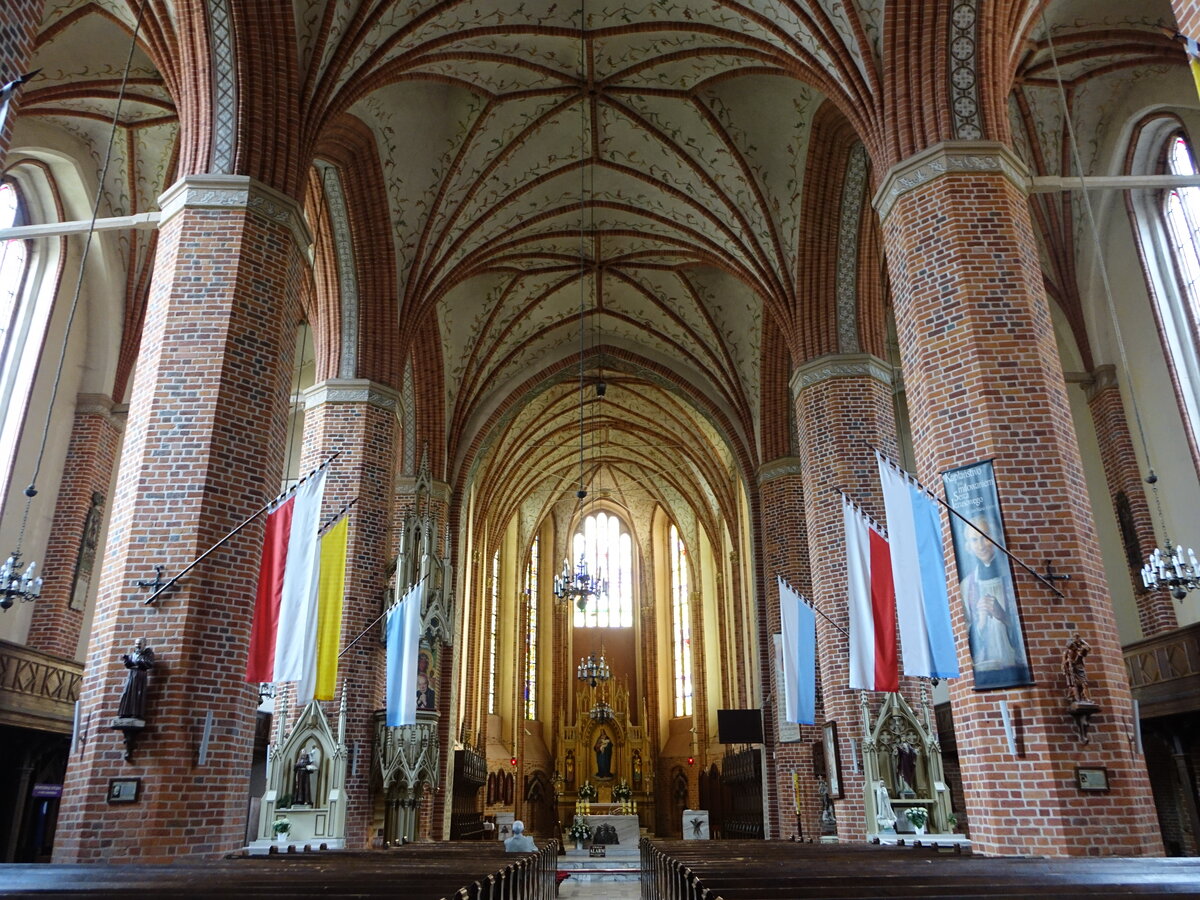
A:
[568,817,591,851]
[612,780,632,802]
[904,806,928,836]
[946,813,958,834]
[272,815,291,843]
[578,781,598,802]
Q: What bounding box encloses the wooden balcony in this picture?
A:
[0,639,82,733]
[1123,621,1200,719]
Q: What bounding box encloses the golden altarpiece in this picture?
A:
[556,679,655,830]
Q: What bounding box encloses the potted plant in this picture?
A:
[946,813,958,834]
[272,815,291,843]
[567,817,591,850]
[903,806,928,836]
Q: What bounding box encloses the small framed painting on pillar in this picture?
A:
[1075,766,1109,792]
[107,777,141,803]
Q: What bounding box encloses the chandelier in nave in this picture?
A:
[576,651,611,688]
[554,554,609,611]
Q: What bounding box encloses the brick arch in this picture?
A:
[759,313,793,462]
[309,114,402,388]
[795,101,865,363]
[407,312,447,481]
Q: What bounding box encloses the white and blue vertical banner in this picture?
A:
[386,582,424,727]
[876,452,959,680]
[778,577,817,725]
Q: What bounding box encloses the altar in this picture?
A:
[584,814,639,847]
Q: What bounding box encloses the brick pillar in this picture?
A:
[26,395,123,660]
[1084,366,1177,637]
[0,1,43,169]
[297,379,400,848]
[876,142,1161,856]
[757,457,823,840]
[54,175,309,863]
[791,354,900,841]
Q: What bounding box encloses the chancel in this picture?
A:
[4,2,1200,897]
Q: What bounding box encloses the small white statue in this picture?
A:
[874,779,897,832]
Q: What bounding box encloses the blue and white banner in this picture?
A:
[778,577,816,725]
[386,582,424,726]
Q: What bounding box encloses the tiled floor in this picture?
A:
[557,879,641,899]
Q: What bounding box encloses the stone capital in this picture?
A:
[872,141,1031,222]
[303,379,401,412]
[75,393,127,431]
[789,353,893,397]
[758,457,804,484]
[157,175,312,249]
[1084,364,1119,402]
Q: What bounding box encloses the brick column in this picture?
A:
[757,458,822,840]
[26,395,124,659]
[1084,366,1177,637]
[792,354,900,841]
[297,378,400,848]
[54,175,309,863]
[0,1,43,169]
[876,142,1161,856]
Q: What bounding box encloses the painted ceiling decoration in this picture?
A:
[12,0,1189,544]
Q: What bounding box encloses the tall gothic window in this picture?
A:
[524,537,539,720]
[1135,128,1200,456]
[488,550,499,715]
[669,523,693,717]
[0,181,33,500]
[572,511,634,628]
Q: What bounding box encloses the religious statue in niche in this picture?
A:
[631,749,642,785]
[565,750,575,788]
[593,731,614,779]
[894,741,918,798]
[291,744,320,807]
[874,779,897,833]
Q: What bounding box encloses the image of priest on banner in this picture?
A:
[944,461,1033,690]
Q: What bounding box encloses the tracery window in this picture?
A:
[571,511,633,628]
[669,523,693,717]
[0,181,33,500]
[1161,136,1200,347]
[524,536,538,720]
[488,549,499,716]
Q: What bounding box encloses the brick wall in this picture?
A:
[0,1,43,170]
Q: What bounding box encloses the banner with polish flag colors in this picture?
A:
[777,577,816,725]
[843,496,899,692]
[245,467,329,693]
[876,452,959,681]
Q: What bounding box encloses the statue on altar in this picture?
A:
[874,779,897,832]
[594,731,614,778]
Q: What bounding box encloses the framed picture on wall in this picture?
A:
[823,721,844,799]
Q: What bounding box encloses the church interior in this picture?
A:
[4,0,1200,884]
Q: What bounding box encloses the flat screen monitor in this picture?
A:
[717,708,763,745]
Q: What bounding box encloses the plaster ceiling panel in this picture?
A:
[687,265,762,405]
[352,80,483,296]
[601,50,779,93]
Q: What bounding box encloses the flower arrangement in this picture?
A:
[946,813,958,832]
[903,807,928,831]
[578,781,598,801]
[272,815,291,836]
[612,780,632,801]
[567,817,592,841]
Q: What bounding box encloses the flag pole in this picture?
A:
[142,450,344,605]
[861,448,1066,599]
[338,570,432,659]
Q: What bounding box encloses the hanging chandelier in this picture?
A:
[576,652,611,687]
[0,549,42,610]
[554,554,608,611]
[1142,540,1200,600]
[589,700,614,722]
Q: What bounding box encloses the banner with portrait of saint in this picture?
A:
[942,460,1033,690]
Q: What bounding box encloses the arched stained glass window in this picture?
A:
[669,523,693,717]
[0,183,28,358]
[0,181,34,499]
[572,511,633,628]
[1158,134,1200,449]
[524,537,538,720]
[488,550,499,716]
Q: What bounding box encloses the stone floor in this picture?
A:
[557,878,641,898]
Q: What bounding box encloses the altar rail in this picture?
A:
[0,842,559,899]
[0,639,82,732]
[639,838,1200,899]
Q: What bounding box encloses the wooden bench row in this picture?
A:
[0,841,559,899]
[640,839,1200,900]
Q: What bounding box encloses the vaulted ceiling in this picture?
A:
[10,0,1191,547]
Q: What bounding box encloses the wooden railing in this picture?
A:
[0,639,82,733]
[1123,621,1200,718]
